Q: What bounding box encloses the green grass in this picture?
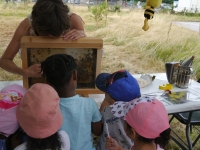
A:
[0,2,31,17]
[151,36,200,78]
[169,115,200,150]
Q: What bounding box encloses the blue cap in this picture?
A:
[95,70,141,102]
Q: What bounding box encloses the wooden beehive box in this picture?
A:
[21,36,104,95]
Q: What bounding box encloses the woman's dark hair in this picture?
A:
[31,0,70,37]
[26,132,62,150]
[126,122,171,149]
[41,54,77,89]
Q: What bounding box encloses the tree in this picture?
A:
[91,2,107,27]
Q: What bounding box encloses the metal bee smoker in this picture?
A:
[165,56,194,89]
[176,66,193,88]
[165,62,180,84]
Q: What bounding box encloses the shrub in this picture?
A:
[90,2,108,27]
[109,5,120,12]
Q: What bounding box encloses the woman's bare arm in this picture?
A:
[0,18,42,77]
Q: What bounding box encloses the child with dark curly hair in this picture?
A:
[41,54,102,150]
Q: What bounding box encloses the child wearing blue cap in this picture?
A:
[95,70,141,150]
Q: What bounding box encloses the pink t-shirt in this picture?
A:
[0,90,23,137]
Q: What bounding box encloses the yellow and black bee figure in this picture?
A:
[142,0,162,31]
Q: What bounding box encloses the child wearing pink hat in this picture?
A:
[106,96,171,150]
[14,83,70,150]
[0,84,26,150]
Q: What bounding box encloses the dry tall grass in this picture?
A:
[77,5,200,79]
[0,2,200,149]
[101,11,200,75]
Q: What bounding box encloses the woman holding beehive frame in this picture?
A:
[0,0,85,78]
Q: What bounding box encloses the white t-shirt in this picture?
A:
[14,130,70,150]
[96,106,133,150]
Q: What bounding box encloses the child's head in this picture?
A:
[111,96,170,149]
[96,70,141,104]
[0,84,26,137]
[16,83,62,139]
[32,0,70,37]
[41,54,77,90]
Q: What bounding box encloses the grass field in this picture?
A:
[0,1,200,149]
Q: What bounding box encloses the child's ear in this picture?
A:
[111,99,115,104]
[131,128,137,139]
[72,70,77,80]
[105,93,115,105]
[108,94,115,104]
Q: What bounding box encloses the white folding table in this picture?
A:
[90,73,200,114]
[1,73,200,114]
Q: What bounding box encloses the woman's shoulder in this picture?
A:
[17,17,31,35]
[10,17,31,39]
[20,16,30,27]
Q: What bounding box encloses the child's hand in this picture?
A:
[106,137,123,150]
[25,64,42,78]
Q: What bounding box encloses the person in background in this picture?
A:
[0,84,27,150]
[95,70,141,150]
[0,0,86,78]
[41,54,102,150]
[106,96,171,150]
[14,83,70,150]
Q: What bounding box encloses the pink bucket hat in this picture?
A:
[0,84,26,137]
[110,96,170,139]
[16,83,63,139]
